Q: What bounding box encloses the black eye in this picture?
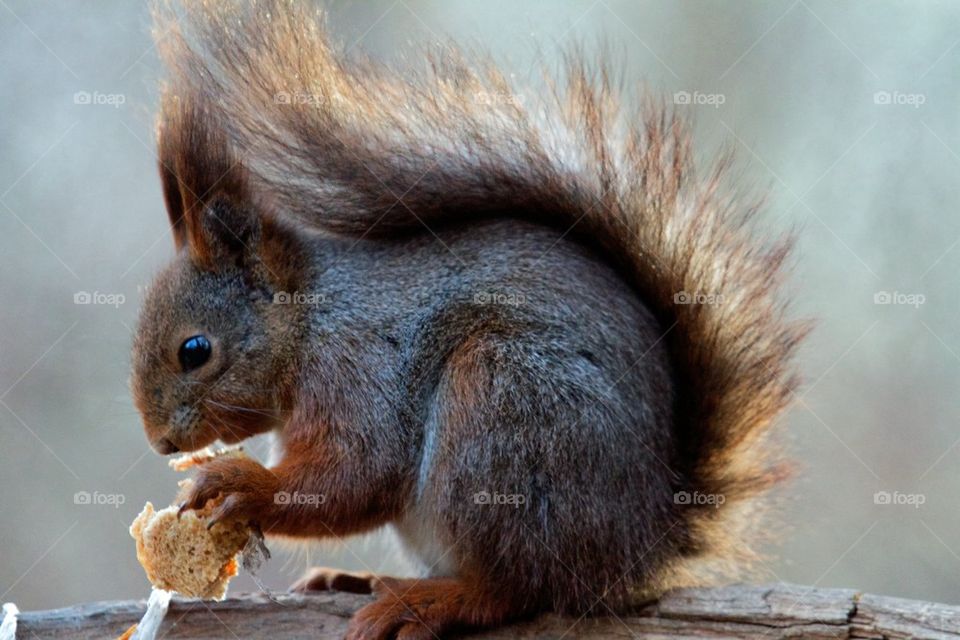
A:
[178,335,212,372]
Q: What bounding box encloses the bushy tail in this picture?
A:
[155,0,807,586]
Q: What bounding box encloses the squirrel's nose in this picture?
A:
[152,437,180,455]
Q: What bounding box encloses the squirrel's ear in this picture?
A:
[190,197,259,267]
[159,160,188,250]
[157,91,254,266]
[187,191,304,293]
[158,144,254,268]
[255,215,306,293]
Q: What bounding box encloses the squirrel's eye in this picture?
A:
[178,335,211,372]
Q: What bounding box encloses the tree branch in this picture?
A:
[12,583,960,639]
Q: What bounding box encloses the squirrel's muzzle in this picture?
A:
[152,437,181,455]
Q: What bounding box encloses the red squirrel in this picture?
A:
[131,1,805,638]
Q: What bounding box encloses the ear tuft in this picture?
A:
[157,90,253,268]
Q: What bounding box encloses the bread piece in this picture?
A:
[168,445,245,472]
[129,499,249,600]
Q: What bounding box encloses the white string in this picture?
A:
[0,602,19,640]
[130,589,172,640]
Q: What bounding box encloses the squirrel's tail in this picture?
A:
[155,0,807,586]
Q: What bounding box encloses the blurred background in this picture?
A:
[2,0,959,611]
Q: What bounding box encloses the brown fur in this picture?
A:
[133,1,807,636]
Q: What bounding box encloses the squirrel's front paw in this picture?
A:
[178,457,280,528]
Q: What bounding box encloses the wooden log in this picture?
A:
[11,583,960,639]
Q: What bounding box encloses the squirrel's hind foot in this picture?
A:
[290,566,376,594]
[345,577,515,640]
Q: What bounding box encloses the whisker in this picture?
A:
[204,405,247,442]
[204,398,279,418]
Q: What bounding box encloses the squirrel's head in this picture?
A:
[132,108,309,454]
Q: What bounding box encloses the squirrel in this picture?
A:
[130,1,806,638]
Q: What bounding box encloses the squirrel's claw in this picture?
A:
[178,479,220,514]
[205,493,245,529]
